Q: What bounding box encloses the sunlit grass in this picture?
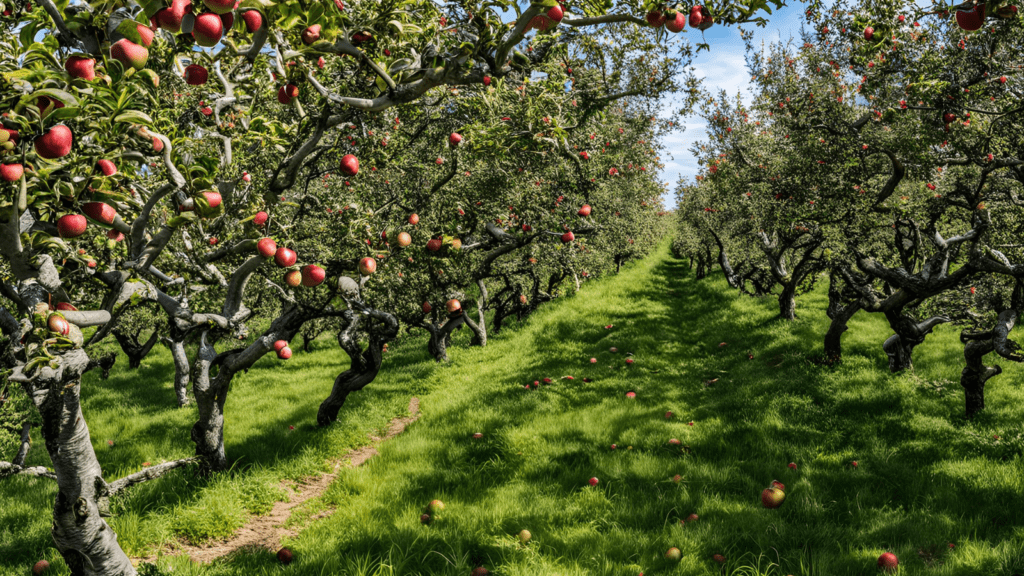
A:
[2,237,1023,575]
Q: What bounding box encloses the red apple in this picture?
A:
[274,247,297,267]
[257,237,277,257]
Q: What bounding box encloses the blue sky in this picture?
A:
[659,3,808,205]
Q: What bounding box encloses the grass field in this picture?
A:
[3,238,1024,576]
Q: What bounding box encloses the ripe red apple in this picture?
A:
[254,211,268,227]
[65,55,96,80]
[83,202,117,225]
[57,214,87,238]
[470,568,489,576]
[788,462,797,470]
[665,11,685,32]
[110,38,149,70]
[340,154,359,176]
[449,133,462,146]
[864,26,874,40]
[184,64,208,85]
[277,84,299,104]
[646,10,665,27]
[943,112,956,124]
[446,299,461,313]
[0,163,23,182]
[577,204,591,216]
[274,247,297,267]
[420,513,432,524]
[273,340,288,352]
[192,12,224,47]
[520,294,528,305]
[408,213,419,225]
[241,9,262,32]
[155,0,193,32]
[689,4,703,27]
[877,552,898,572]
[483,75,491,86]
[96,159,117,176]
[301,264,325,286]
[257,238,277,257]
[435,157,444,165]
[277,346,292,359]
[359,257,377,275]
[588,477,598,486]
[560,231,575,243]
[107,229,124,241]
[32,560,50,575]
[201,191,221,208]
[427,238,442,252]
[35,125,73,159]
[152,137,164,152]
[302,24,322,44]
[209,237,218,245]
[276,548,293,565]
[284,270,302,286]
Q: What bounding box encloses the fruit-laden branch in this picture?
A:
[222,255,266,324]
[150,132,186,189]
[130,184,177,260]
[562,13,649,26]
[316,304,399,426]
[496,5,543,72]
[867,150,906,212]
[303,37,397,92]
[107,457,200,496]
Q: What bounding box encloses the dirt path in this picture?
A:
[141,397,420,565]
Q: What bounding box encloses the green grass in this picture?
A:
[3,237,1024,575]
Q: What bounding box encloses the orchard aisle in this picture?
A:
[274,238,1024,576]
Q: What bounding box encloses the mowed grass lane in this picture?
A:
[4,238,1024,575]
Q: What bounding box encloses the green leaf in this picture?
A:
[30,88,79,107]
[46,107,82,122]
[114,110,155,125]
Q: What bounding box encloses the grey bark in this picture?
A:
[10,350,137,576]
[163,334,191,407]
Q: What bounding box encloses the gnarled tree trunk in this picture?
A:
[11,350,136,576]
[317,306,399,426]
[960,309,1023,417]
[190,304,309,472]
[882,311,951,372]
[113,329,159,369]
[417,312,467,362]
[823,273,862,363]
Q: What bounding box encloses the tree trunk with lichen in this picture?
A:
[11,349,136,576]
